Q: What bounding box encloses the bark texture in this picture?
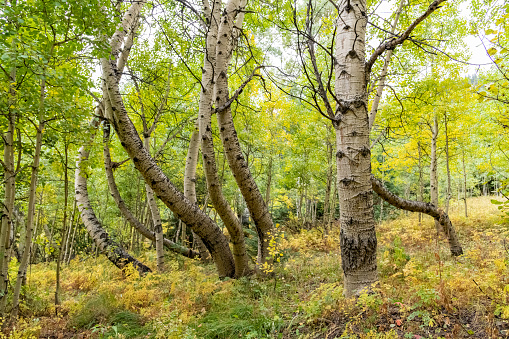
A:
[334,0,377,297]
[371,175,463,256]
[184,122,209,260]
[214,0,273,268]
[75,118,152,275]
[430,115,440,232]
[103,123,198,258]
[198,0,250,275]
[102,63,235,278]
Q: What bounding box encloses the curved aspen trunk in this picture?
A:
[334,0,377,297]
[198,0,250,276]
[102,63,235,278]
[103,123,199,258]
[184,122,210,260]
[75,118,152,275]
[371,176,463,256]
[214,0,273,268]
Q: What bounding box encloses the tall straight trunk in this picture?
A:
[444,113,451,214]
[11,113,45,318]
[430,115,440,233]
[143,136,165,272]
[63,199,77,263]
[372,176,463,256]
[103,123,198,258]
[184,122,209,260]
[324,136,334,224]
[328,178,337,227]
[75,117,151,275]
[462,149,468,218]
[334,0,377,297]
[0,66,17,311]
[55,141,69,311]
[66,216,78,265]
[418,142,424,223]
[265,157,273,207]
[213,0,273,269]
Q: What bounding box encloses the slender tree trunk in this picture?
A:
[324,136,334,224]
[430,115,440,233]
[63,199,77,264]
[184,122,209,260]
[372,176,463,256]
[265,157,273,208]
[334,0,377,297]
[103,123,197,258]
[55,141,69,312]
[75,117,151,275]
[142,135,165,272]
[11,117,45,319]
[462,149,468,218]
[444,113,451,214]
[0,66,17,312]
[418,142,424,223]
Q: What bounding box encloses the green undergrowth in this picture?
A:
[4,196,509,338]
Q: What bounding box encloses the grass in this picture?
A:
[4,196,509,338]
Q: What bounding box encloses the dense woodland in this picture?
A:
[1,0,509,337]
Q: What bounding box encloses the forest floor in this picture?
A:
[4,196,509,339]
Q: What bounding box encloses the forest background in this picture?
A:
[1,0,509,337]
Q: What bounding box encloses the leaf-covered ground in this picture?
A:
[5,196,509,338]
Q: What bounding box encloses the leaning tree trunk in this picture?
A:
[198,0,250,276]
[371,176,463,256]
[102,61,235,278]
[103,123,198,258]
[213,0,274,269]
[75,117,152,275]
[334,0,377,297]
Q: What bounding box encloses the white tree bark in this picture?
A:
[214,0,274,269]
[75,117,152,275]
[183,122,210,260]
[334,0,377,297]
[103,123,199,258]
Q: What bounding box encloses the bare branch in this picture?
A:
[214,66,265,114]
[366,0,447,75]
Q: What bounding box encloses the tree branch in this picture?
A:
[371,175,463,256]
[365,0,447,75]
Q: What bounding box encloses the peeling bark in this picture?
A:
[371,175,463,256]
